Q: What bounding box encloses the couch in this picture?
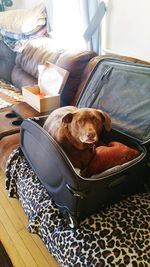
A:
[0,38,150,267]
[0,40,16,82]
[0,37,96,106]
[0,36,97,171]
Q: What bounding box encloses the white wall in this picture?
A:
[102,0,150,61]
[6,0,44,9]
[5,0,150,61]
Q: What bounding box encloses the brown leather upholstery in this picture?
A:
[11,65,37,90]
[15,38,62,79]
[57,50,96,106]
[12,37,96,106]
[71,55,103,105]
[12,102,41,119]
[0,40,16,83]
[0,133,20,173]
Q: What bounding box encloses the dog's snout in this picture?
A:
[79,130,97,144]
[87,131,96,139]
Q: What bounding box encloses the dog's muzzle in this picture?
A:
[80,133,98,144]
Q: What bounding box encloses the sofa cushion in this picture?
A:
[11,65,37,90]
[0,40,16,82]
[15,37,61,79]
[56,50,96,105]
[12,37,96,105]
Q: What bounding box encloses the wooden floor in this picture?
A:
[0,171,59,267]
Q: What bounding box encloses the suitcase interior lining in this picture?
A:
[77,59,150,144]
[22,117,146,180]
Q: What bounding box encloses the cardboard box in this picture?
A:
[22,85,60,113]
[22,62,70,113]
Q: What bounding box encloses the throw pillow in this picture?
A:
[0,3,46,34]
[87,141,140,176]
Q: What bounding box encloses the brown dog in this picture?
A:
[43,106,111,172]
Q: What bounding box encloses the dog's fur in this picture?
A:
[43,106,111,171]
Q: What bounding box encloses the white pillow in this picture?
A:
[0,3,46,34]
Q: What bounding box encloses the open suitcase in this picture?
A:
[20,57,150,227]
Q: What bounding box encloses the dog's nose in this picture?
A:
[80,131,97,144]
[87,132,96,140]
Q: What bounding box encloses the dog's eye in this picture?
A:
[92,116,99,123]
[78,118,84,125]
[77,118,86,127]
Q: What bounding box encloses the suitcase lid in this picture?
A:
[77,57,150,144]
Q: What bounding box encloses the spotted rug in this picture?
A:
[0,80,22,110]
[5,148,150,267]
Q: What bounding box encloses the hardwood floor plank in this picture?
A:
[0,171,5,180]
[0,171,59,266]
[0,184,24,231]
[0,220,26,267]
[0,172,29,227]
[0,205,38,267]
[19,229,58,267]
[8,197,28,226]
[31,234,59,266]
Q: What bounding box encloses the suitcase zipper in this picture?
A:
[88,66,113,107]
[77,57,150,145]
[66,183,87,199]
[77,57,150,108]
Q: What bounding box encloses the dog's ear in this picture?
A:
[97,110,112,131]
[62,112,74,123]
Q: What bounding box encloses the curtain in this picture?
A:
[46,0,86,50]
[80,0,106,54]
[45,0,106,53]
[45,0,53,33]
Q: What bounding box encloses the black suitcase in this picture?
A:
[20,57,150,227]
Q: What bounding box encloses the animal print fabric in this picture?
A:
[5,148,150,267]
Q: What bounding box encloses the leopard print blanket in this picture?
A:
[5,148,150,267]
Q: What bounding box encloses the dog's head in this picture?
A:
[62,108,112,150]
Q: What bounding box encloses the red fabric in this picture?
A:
[88,141,140,176]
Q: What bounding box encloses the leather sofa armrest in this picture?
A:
[0,133,20,174]
[71,55,103,105]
